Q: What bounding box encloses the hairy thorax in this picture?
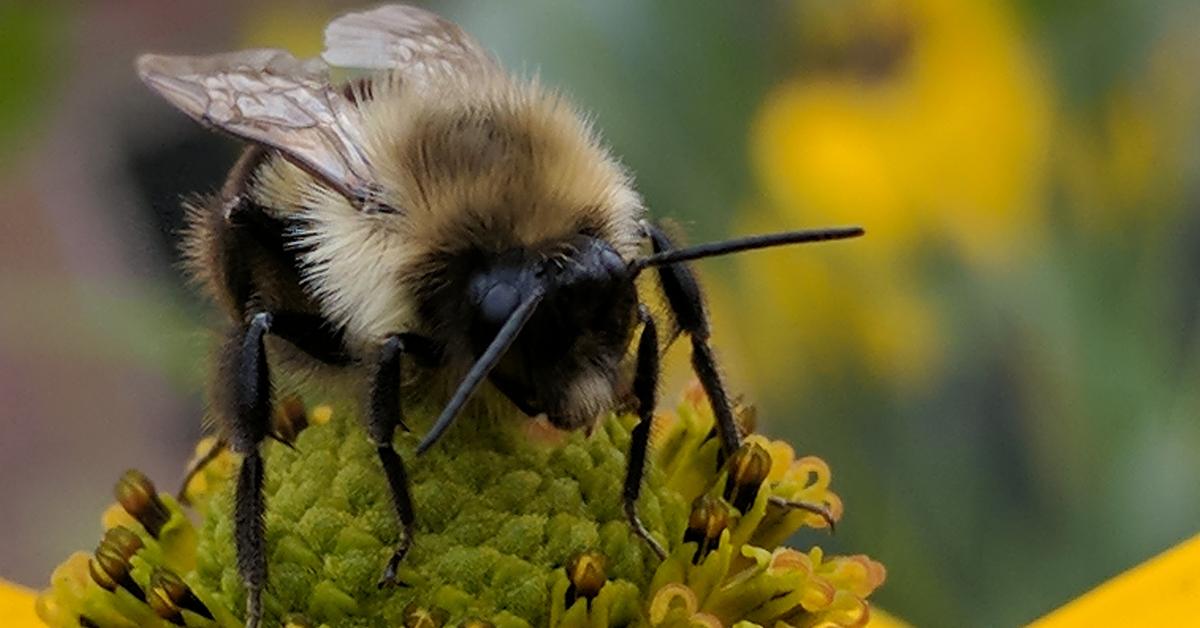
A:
[253,75,647,349]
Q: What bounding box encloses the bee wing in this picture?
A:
[322,4,498,82]
[136,49,375,203]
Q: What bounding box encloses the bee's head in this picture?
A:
[413,233,642,452]
[417,226,865,453]
[457,235,639,425]
[466,235,634,358]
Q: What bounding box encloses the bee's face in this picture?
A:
[459,235,639,427]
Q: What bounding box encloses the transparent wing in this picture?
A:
[136,49,375,203]
[322,4,498,83]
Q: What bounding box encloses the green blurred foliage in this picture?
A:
[0,4,63,166]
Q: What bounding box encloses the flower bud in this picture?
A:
[684,494,731,564]
[723,442,772,512]
[147,568,213,624]
[272,396,309,443]
[115,469,169,538]
[565,550,607,607]
[89,526,144,601]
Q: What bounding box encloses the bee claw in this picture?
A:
[624,502,668,561]
[268,432,299,450]
[176,438,229,505]
[376,569,411,589]
[640,534,668,561]
[769,495,838,533]
[243,588,262,628]
[376,538,413,589]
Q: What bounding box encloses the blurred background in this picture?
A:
[2,1,1198,625]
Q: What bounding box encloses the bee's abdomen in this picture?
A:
[181,147,318,322]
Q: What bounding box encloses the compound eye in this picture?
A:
[599,248,625,276]
[480,282,520,327]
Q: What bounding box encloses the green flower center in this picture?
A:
[37,387,886,628]
[197,405,683,626]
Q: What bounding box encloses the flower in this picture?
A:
[1058,8,1200,232]
[723,0,1054,394]
[35,386,886,627]
[753,0,1052,266]
[1031,533,1200,627]
[0,578,40,626]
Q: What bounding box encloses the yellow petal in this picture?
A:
[649,583,699,623]
[1032,533,1200,627]
[867,607,913,628]
[0,578,42,627]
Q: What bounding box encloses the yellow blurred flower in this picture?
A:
[1059,8,1200,230]
[1031,533,1200,627]
[720,223,941,393]
[754,0,1052,265]
[728,0,1053,392]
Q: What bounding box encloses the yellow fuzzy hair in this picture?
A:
[245,71,645,352]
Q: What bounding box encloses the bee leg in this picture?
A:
[368,334,421,587]
[647,223,743,455]
[624,310,668,560]
[218,311,275,628]
[768,495,838,532]
[176,436,228,505]
[196,313,346,507]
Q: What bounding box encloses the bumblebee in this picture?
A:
[137,5,861,626]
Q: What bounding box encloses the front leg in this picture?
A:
[646,223,742,455]
[367,333,436,587]
[216,312,273,628]
[647,223,837,526]
[624,310,668,560]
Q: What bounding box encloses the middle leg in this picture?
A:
[367,333,433,587]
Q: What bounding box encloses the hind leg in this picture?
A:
[217,312,273,628]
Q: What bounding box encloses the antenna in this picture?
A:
[416,288,544,454]
[630,226,864,273]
